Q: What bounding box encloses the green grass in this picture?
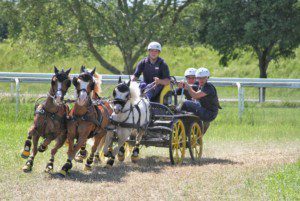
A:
[0,100,299,199]
[243,160,300,200]
[265,160,300,200]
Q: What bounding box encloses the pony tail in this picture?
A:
[93,72,102,97]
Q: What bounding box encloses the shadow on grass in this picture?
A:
[191,157,241,166]
[50,156,240,183]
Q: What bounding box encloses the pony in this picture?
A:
[103,77,151,167]
[59,66,112,177]
[21,67,72,173]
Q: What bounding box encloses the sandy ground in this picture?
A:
[1,141,299,201]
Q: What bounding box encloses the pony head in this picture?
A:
[72,66,96,106]
[51,66,72,105]
[112,77,141,114]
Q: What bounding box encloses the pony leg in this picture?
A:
[58,133,75,177]
[38,136,53,153]
[74,143,88,163]
[84,134,103,171]
[103,130,114,157]
[106,129,130,167]
[131,130,145,163]
[45,134,66,173]
[21,126,36,159]
[60,132,88,177]
[94,136,105,164]
[22,134,40,172]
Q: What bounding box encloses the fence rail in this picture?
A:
[1,72,300,119]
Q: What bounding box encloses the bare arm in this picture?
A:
[185,84,207,100]
[131,75,138,81]
[154,77,170,86]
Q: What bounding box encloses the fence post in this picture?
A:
[10,82,14,99]
[236,82,245,120]
[15,78,20,119]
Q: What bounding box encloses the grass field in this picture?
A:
[0,100,299,200]
[0,40,299,200]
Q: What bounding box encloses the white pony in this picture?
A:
[103,77,150,167]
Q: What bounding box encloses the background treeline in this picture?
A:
[0,0,299,78]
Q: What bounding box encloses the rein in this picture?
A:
[110,99,149,130]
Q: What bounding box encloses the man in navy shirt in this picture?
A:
[131,42,170,101]
[178,67,221,122]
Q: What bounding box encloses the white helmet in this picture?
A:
[196,67,210,78]
[184,68,197,77]
[147,42,162,52]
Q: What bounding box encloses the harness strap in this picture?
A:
[35,107,65,123]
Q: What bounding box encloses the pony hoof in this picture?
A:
[94,156,101,164]
[58,170,67,178]
[104,164,112,169]
[45,168,54,174]
[74,156,84,163]
[131,155,139,163]
[105,159,114,168]
[84,165,92,171]
[21,150,30,159]
[45,165,54,174]
[117,154,125,162]
[38,145,47,153]
[22,164,32,173]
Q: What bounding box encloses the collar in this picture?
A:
[145,56,161,65]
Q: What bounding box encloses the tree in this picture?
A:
[197,0,300,100]
[8,0,195,74]
[0,1,21,41]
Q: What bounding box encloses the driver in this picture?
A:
[131,42,170,101]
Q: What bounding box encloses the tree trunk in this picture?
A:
[122,49,143,74]
[71,1,121,74]
[258,52,269,102]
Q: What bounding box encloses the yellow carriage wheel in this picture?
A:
[169,119,186,165]
[188,122,203,161]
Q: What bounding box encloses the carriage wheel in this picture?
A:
[169,119,186,165]
[188,122,203,161]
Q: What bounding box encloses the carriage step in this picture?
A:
[147,126,172,132]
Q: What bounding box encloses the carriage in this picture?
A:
[112,77,208,165]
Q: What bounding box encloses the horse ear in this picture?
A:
[65,68,71,75]
[118,76,122,84]
[80,65,85,73]
[90,67,96,76]
[54,66,59,75]
[72,77,78,87]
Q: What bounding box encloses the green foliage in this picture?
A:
[1,40,300,79]
[197,0,300,78]
[3,0,195,74]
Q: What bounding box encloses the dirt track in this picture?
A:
[1,141,299,200]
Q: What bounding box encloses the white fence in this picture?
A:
[1,72,300,119]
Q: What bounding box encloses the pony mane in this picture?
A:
[129,81,141,104]
[93,72,102,97]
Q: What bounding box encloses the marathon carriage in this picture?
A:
[109,77,209,165]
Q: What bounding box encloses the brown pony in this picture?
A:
[59,66,112,177]
[21,67,72,173]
